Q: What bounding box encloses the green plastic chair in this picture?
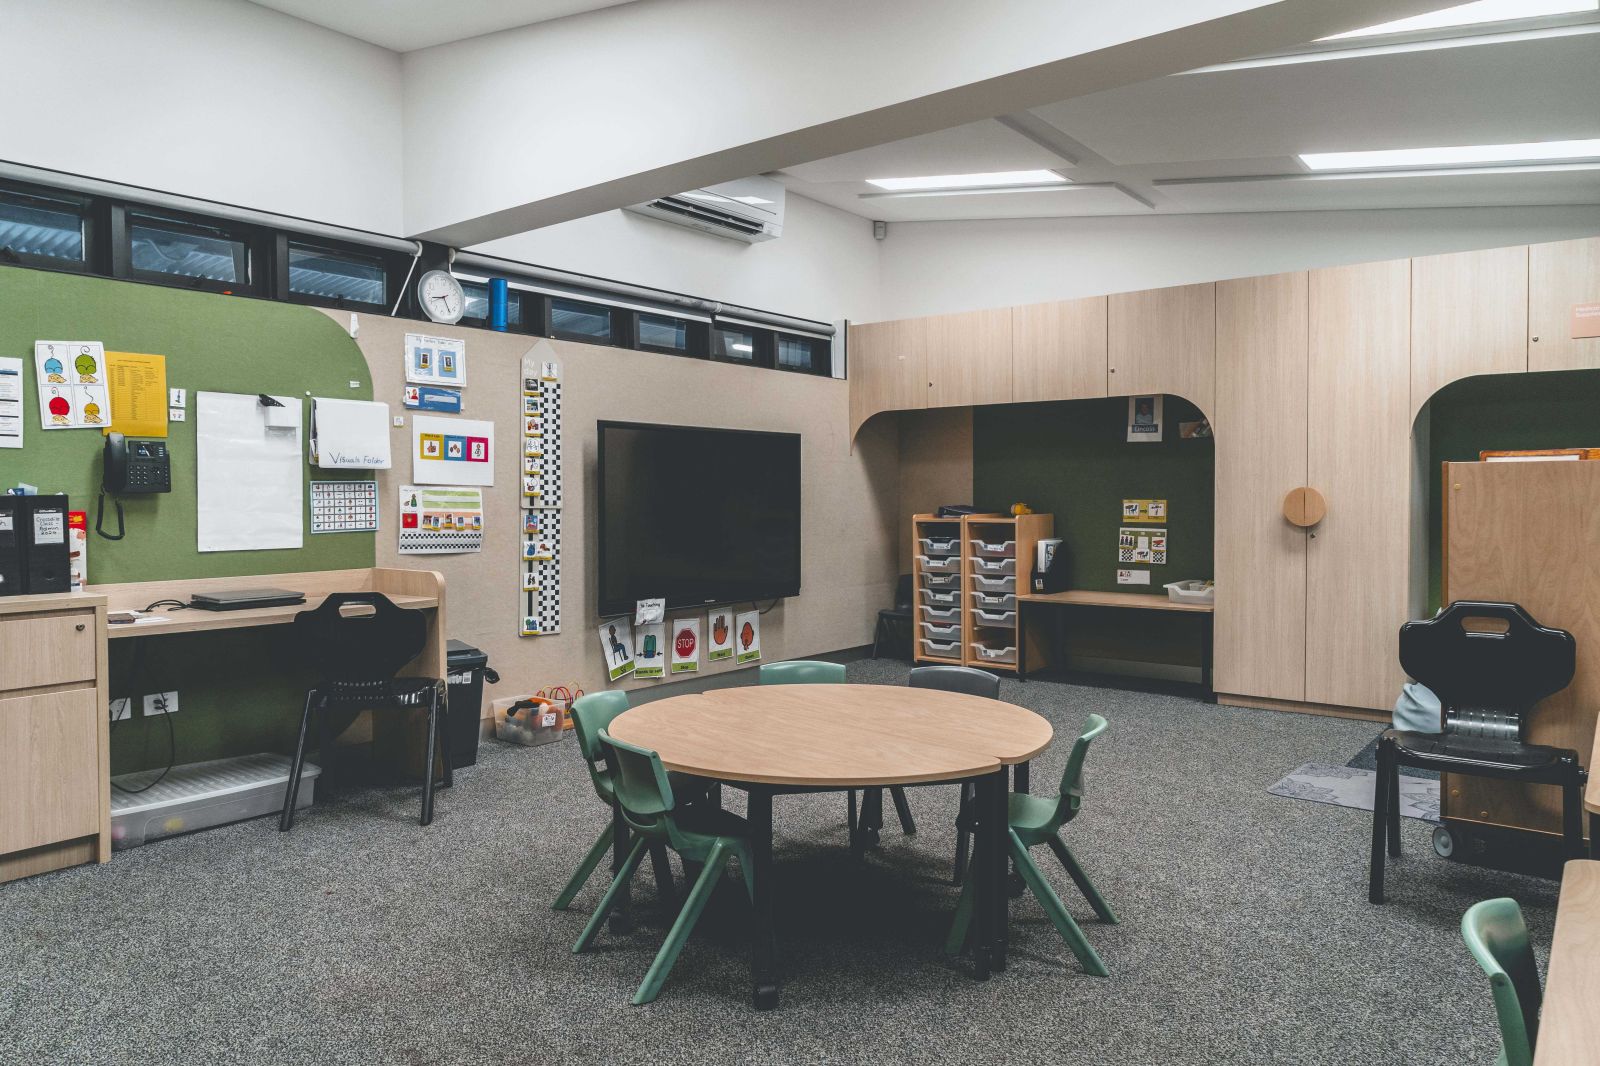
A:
[1461,898,1541,1066]
[552,691,703,912]
[946,713,1115,976]
[574,730,755,1005]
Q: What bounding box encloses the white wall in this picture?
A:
[875,206,1600,320]
[0,0,404,234]
[470,193,883,324]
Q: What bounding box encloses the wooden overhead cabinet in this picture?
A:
[1410,245,1528,418]
[1529,236,1600,373]
[924,308,1012,409]
[1107,282,1215,415]
[1010,296,1108,403]
[848,317,927,438]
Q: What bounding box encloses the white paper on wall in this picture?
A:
[0,357,23,449]
[196,391,303,552]
[411,415,495,486]
[311,397,392,469]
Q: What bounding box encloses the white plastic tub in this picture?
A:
[924,588,960,607]
[921,620,962,639]
[917,554,961,575]
[972,591,1017,611]
[972,575,1016,594]
[921,572,960,589]
[971,642,1017,665]
[920,637,961,658]
[921,604,960,623]
[110,753,318,850]
[971,557,1016,576]
[919,536,960,554]
[972,608,1017,628]
[970,539,1016,558]
[1165,580,1215,605]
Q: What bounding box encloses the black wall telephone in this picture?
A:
[98,432,171,539]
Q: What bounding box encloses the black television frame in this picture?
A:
[596,419,802,617]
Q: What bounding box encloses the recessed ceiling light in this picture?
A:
[1299,139,1600,170]
[865,170,1067,192]
[1320,0,1597,41]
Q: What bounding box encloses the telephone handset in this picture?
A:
[98,432,171,540]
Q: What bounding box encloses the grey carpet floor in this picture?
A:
[0,661,1563,1066]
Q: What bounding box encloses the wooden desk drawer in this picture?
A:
[0,688,100,853]
[0,610,97,691]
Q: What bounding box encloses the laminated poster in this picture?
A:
[599,619,637,682]
[105,351,168,438]
[398,484,484,553]
[405,333,466,387]
[0,356,22,449]
[707,609,736,661]
[670,618,700,674]
[634,622,666,680]
[1116,527,1167,565]
[35,340,111,430]
[1126,395,1163,443]
[734,609,762,665]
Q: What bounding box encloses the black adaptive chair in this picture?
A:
[909,664,1005,884]
[279,593,450,831]
[1370,601,1588,904]
[872,574,915,659]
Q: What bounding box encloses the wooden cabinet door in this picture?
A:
[0,688,101,853]
[1529,236,1600,373]
[1107,282,1215,415]
[925,308,1012,409]
[849,318,927,438]
[1214,272,1308,701]
[1305,259,1416,711]
[1011,297,1107,402]
[1411,245,1528,418]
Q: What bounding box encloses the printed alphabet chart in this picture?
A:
[310,481,379,534]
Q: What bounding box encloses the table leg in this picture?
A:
[609,799,633,934]
[1200,613,1216,703]
[970,770,1003,980]
[989,768,1009,972]
[748,786,779,1010]
[1017,601,1028,681]
[1008,762,1027,898]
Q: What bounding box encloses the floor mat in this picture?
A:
[1268,762,1440,823]
[1346,734,1439,780]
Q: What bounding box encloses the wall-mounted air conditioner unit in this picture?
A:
[625,176,785,243]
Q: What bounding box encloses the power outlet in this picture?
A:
[110,697,132,722]
[143,691,179,716]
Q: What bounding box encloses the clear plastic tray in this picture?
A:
[972,608,1017,627]
[924,588,960,607]
[1165,580,1215,604]
[919,536,960,554]
[972,591,1017,611]
[970,539,1016,558]
[921,572,960,589]
[920,620,962,639]
[921,604,960,623]
[920,637,961,658]
[972,575,1017,594]
[972,642,1017,664]
[917,554,961,574]
[971,557,1016,575]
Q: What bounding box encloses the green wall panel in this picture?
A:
[1426,368,1600,613]
[1,266,378,772]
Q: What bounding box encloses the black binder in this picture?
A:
[21,495,71,595]
[0,495,22,597]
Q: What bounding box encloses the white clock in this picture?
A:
[417,269,465,324]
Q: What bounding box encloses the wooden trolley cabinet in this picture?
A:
[0,592,111,884]
[911,512,1054,674]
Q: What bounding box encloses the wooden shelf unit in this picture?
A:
[910,512,1054,673]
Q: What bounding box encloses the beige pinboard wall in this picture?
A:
[896,408,974,574]
[319,309,900,715]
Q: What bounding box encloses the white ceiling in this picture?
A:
[775,12,1600,222]
[248,0,637,52]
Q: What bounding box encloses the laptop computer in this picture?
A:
[188,587,306,611]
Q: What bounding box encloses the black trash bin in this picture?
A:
[446,640,498,769]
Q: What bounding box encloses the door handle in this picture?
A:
[1282,487,1326,529]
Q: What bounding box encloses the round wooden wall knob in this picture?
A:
[1282,487,1326,528]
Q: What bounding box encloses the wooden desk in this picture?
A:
[1534,860,1600,1066]
[1016,589,1215,698]
[609,684,1052,1008]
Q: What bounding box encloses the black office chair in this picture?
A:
[871,574,915,659]
[909,665,1005,884]
[1369,601,1588,903]
[279,593,450,831]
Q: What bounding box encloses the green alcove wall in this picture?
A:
[1,265,377,771]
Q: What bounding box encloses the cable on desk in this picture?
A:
[141,599,191,612]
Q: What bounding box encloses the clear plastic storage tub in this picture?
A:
[917,554,961,574]
[921,604,960,623]
[920,637,961,658]
[971,557,1017,576]
[493,695,571,747]
[970,539,1016,558]
[972,575,1017,594]
[972,591,1017,611]
[924,588,960,607]
[920,620,962,639]
[1165,580,1215,604]
[918,536,960,554]
[110,753,318,850]
[971,642,1017,665]
[921,572,960,589]
[972,608,1017,628]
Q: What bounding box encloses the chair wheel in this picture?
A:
[1431,825,1456,859]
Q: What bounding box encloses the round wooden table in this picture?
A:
[608,683,1052,1009]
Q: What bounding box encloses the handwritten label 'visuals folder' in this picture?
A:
[311,397,392,469]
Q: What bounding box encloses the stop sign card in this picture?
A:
[670,618,700,675]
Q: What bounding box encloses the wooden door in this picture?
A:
[925,308,1012,409]
[1411,245,1528,419]
[1305,259,1416,710]
[849,318,927,439]
[1108,283,1215,415]
[1442,460,1600,837]
[1529,236,1600,373]
[0,688,102,854]
[1214,272,1308,701]
[1011,297,1107,402]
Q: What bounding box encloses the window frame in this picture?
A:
[634,310,710,359]
[0,180,97,275]
[112,204,269,296]
[276,234,402,312]
[546,294,622,346]
[710,323,775,369]
[773,331,834,377]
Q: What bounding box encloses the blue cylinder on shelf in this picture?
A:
[489,278,509,332]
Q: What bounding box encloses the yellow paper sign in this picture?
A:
[104,351,168,438]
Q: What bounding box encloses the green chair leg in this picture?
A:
[633,841,730,1005]
[944,873,976,956]
[1010,832,1108,976]
[574,835,647,954]
[1045,835,1118,925]
[553,821,615,911]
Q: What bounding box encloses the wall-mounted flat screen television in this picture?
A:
[597,421,801,616]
